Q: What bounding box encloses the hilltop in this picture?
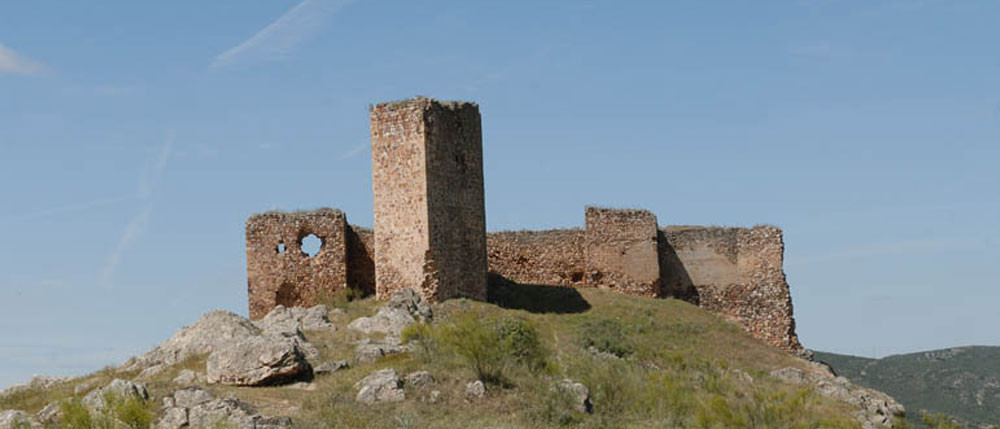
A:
[1,286,903,428]
[815,348,1000,428]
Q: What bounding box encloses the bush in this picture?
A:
[56,392,153,429]
[406,311,549,385]
[579,318,635,358]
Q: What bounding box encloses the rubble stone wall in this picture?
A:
[486,228,586,287]
[246,209,347,319]
[346,225,376,296]
[661,225,803,354]
[584,207,661,297]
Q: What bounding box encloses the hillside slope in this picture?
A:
[815,347,1000,427]
[2,286,901,428]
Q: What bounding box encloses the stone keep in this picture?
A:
[246,209,347,319]
[369,97,488,301]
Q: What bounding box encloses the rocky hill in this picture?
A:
[815,348,1000,428]
[2,285,904,428]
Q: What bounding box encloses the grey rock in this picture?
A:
[405,371,434,388]
[73,379,98,395]
[553,379,593,413]
[313,360,349,375]
[82,379,149,411]
[385,288,433,322]
[173,387,215,409]
[256,305,337,336]
[138,364,166,379]
[347,288,431,336]
[354,369,405,404]
[155,407,187,429]
[0,410,38,429]
[125,310,259,371]
[206,335,311,386]
[172,369,201,385]
[770,367,904,428]
[355,337,409,363]
[0,375,67,400]
[465,380,486,399]
[428,390,441,403]
[35,402,60,425]
[162,396,175,409]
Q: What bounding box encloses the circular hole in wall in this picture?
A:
[300,234,322,257]
[276,243,286,254]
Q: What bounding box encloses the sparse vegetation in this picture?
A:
[3,288,869,428]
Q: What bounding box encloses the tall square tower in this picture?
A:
[370,97,487,301]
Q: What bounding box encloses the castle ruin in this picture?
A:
[246,97,804,354]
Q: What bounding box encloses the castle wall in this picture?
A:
[346,225,376,296]
[370,97,488,302]
[245,209,347,319]
[487,228,586,287]
[661,225,802,354]
[584,207,661,297]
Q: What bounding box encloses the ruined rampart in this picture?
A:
[245,96,803,355]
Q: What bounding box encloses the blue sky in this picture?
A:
[1,0,998,388]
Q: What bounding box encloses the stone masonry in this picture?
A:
[245,96,804,355]
[246,209,347,319]
[369,97,488,302]
[584,207,661,297]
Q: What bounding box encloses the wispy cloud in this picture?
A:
[101,134,174,287]
[340,142,368,159]
[0,42,49,75]
[0,195,131,224]
[210,0,352,69]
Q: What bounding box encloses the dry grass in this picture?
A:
[2,288,861,428]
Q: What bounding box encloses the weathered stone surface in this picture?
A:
[354,369,404,404]
[385,288,433,322]
[404,371,434,388]
[256,305,337,336]
[125,310,259,371]
[552,379,593,414]
[137,364,166,379]
[36,402,60,425]
[206,335,311,386]
[157,388,292,429]
[465,380,485,399]
[172,369,201,385]
[347,307,414,336]
[585,207,661,297]
[313,360,349,375]
[355,337,409,364]
[0,375,67,401]
[82,379,149,411]
[173,387,215,409]
[246,209,348,320]
[371,98,488,302]
[770,367,904,428]
[0,410,38,429]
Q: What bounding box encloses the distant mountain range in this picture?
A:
[815,347,1000,427]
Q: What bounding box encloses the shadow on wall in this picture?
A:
[657,230,700,305]
[487,273,591,314]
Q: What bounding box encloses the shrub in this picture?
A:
[317,287,361,309]
[579,318,635,358]
[55,392,153,429]
[920,412,961,429]
[416,311,549,385]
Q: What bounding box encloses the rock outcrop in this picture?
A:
[354,369,405,404]
[206,335,311,386]
[770,366,905,428]
[157,387,292,429]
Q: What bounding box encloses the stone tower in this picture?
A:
[369,97,488,302]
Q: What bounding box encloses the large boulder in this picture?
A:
[770,367,904,428]
[347,288,431,336]
[354,369,404,404]
[355,337,410,364]
[206,336,311,386]
[552,379,593,414]
[81,379,149,411]
[255,305,337,336]
[156,387,292,429]
[124,310,259,371]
